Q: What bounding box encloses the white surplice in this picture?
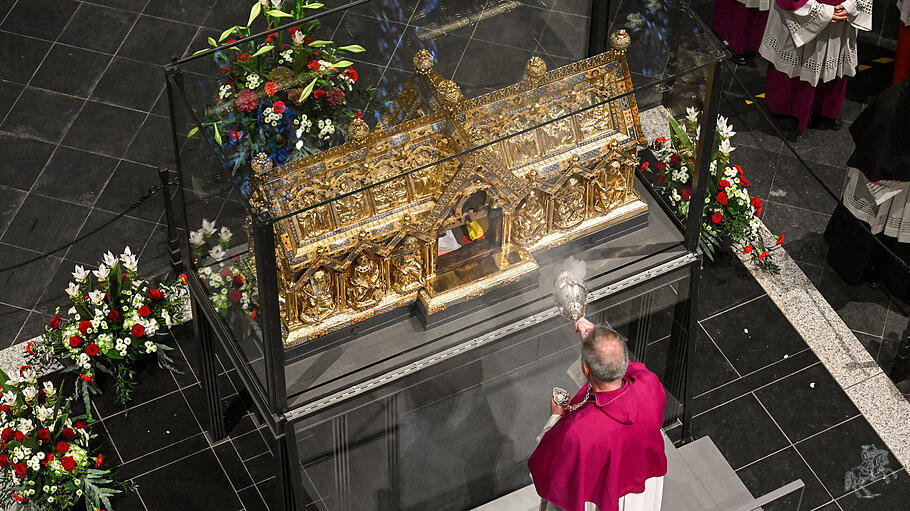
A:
[842,168,910,242]
[759,0,872,86]
[737,0,771,11]
[900,0,910,26]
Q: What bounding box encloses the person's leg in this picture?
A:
[765,64,815,133]
[713,0,766,60]
[811,76,848,129]
[894,23,910,85]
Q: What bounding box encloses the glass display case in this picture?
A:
[164,0,728,508]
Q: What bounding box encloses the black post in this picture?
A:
[587,0,611,57]
[684,62,725,252]
[251,213,289,415]
[158,167,182,272]
[664,259,700,444]
[165,65,193,271]
[193,295,227,440]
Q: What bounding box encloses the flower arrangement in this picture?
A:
[189,220,259,322]
[30,248,190,410]
[191,0,373,172]
[646,107,783,271]
[0,366,119,510]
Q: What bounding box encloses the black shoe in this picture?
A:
[730,53,749,65]
[783,129,800,143]
[809,115,843,131]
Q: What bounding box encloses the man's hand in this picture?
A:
[831,4,847,22]
[575,317,594,338]
[550,397,566,416]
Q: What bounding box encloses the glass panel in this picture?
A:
[293,265,694,510]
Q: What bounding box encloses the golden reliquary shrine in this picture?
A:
[249,30,650,347]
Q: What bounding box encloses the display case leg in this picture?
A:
[158,167,182,273]
[277,431,298,510]
[194,296,227,441]
[664,261,700,444]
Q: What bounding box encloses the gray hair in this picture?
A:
[581,326,630,383]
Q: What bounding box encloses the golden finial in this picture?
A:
[525,56,547,83]
[251,152,272,174]
[438,80,463,108]
[348,117,370,142]
[610,30,631,52]
[413,49,434,74]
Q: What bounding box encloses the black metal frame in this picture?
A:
[161,0,725,506]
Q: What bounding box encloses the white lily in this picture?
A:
[93,263,110,280]
[42,381,55,398]
[88,290,105,305]
[189,230,205,247]
[293,30,305,44]
[270,0,282,7]
[121,247,139,272]
[719,139,735,155]
[201,218,217,236]
[65,282,81,298]
[72,265,89,282]
[685,106,699,123]
[22,386,38,402]
[35,406,54,422]
[18,419,33,435]
[717,119,736,139]
[219,226,233,243]
[209,245,226,261]
[102,251,118,268]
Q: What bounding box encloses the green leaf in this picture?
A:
[267,9,293,17]
[207,36,217,47]
[666,114,693,152]
[301,2,324,7]
[191,48,209,56]
[0,368,10,392]
[329,60,353,68]
[251,44,274,58]
[247,1,261,27]
[218,25,238,42]
[213,126,223,145]
[187,126,200,137]
[337,44,365,53]
[307,39,332,47]
[299,76,318,100]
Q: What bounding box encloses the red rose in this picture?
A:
[307,60,321,70]
[655,136,666,146]
[681,188,692,201]
[0,454,7,468]
[108,309,120,321]
[96,454,103,467]
[735,164,743,175]
[718,179,730,189]
[12,493,24,502]
[236,53,250,62]
[74,421,85,430]
[14,431,24,443]
[740,176,750,186]
[758,250,768,260]
[347,68,358,82]
[354,112,362,119]
[233,274,245,285]
[288,26,297,36]
[61,456,76,472]
[40,453,52,466]
[48,314,61,329]
[272,101,286,114]
[0,405,8,413]
[18,365,30,377]
[149,288,164,301]
[37,429,50,443]
[656,161,666,172]
[220,267,233,278]
[711,212,723,224]
[138,305,151,317]
[80,374,93,382]
[656,174,665,185]
[742,244,753,254]
[716,191,728,205]
[640,161,649,171]
[751,196,763,216]
[264,33,277,44]
[670,153,682,166]
[78,320,92,334]
[313,89,325,99]
[25,342,34,355]
[1,429,12,443]
[69,335,82,348]
[229,289,242,302]
[85,343,99,356]
[776,233,785,245]
[264,81,278,95]
[131,324,145,338]
[37,390,46,403]
[13,463,26,477]
[61,428,75,440]
[56,441,69,454]
[220,66,230,74]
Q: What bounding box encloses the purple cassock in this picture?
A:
[713,0,770,55]
[528,362,667,511]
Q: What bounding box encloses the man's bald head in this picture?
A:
[581,326,630,384]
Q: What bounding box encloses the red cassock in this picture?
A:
[528,362,668,511]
